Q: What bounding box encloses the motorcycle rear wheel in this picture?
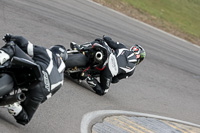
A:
[65,53,89,68]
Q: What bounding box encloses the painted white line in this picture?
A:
[81,110,200,133]
[87,0,200,49]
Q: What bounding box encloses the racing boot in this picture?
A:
[6,102,22,116]
[0,50,10,65]
[86,76,106,96]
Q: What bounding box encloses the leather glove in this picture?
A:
[2,33,12,43]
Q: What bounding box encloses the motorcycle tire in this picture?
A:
[65,53,89,68]
[0,74,14,97]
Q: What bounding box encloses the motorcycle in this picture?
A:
[64,42,112,81]
[0,41,42,106]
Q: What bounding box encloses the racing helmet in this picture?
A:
[130,44,146,64]
[49,45,68,62]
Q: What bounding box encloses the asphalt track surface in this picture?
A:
[0,0,200,133]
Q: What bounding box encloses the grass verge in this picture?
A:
[92,0,200,45]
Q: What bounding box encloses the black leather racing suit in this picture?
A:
[1,36,65,125]
[86,37,137,95]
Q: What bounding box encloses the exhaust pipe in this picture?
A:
[0,93,26,106]
[95,51,103,62]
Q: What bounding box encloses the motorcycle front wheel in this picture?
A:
[65,53,89,68]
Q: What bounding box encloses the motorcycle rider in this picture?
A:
[70,36,146,96]
[0,34,67,125]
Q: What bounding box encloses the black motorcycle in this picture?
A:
[64,42,112,81]
[0,42,42,106]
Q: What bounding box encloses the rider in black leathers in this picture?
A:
[71,36,146,96]
[0,34,67,125]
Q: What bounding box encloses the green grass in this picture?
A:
[121,0,200,38]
